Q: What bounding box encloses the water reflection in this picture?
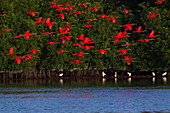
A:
[0,77,169,87]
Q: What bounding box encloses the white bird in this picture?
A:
[162,72,167,76]
[115,72,117,78]
[127,72,131,77]
[59,73,63,77]
[102,71,106,77]
[152,72,156,77]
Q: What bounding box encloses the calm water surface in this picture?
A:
[0,78,170,113]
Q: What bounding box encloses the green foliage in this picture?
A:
[0,0,169,71]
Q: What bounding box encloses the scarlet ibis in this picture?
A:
[65,22,75,27]
[7,48,18,55]
[86,18,97,21]
[79,3,90,8]
[148,12,159,17]
[0,14,5,17]
[134,26,145,33]
[35,17,44,23]
[73,43,82,48]
[73,51,88,57]
[118,49,130,55]
[12,56,22,64]
[138,39,155,43]
[83,45,93,50]
[122,10,132,13]
[72,60,83,63]
[55,7,67,11]
[35,34,44,37]
[108,16,118,23]
[155,0,164,4]
[121,24,135,31]
[46,42,58,45]
[61,36,72,43]
[21,30,36,40]
[28,50,39,54]
[57,13,67,20]
[58,49,68,55]
[22,54,34,61]
[78,34,84,40]
[44,18,56,29]
[98,14,109,19]
[43,32,54,35]
[74,11,83,16]
[91,7,100,12]
[148,30,159,38]
[28,12,39,16]
[66,6,75,11]
[110,38,124,43]
[58,27,69,35]
[113,32,128,38]
[2,29,12,32]
[81,37,93,44]
[13,35,23,39]
[83,24,93,27]
[98,48,108,55]
[123,56,136,65]
[122,42,136,47]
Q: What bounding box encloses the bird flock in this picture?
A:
[1,0,164,67]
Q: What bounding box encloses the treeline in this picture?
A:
[0,0,169,72]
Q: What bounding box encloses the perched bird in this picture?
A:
[74,11,83,16]
[22,54,34,61]
[28,50,39,54]
[91,7,100,12]
[98,14,109,19]
[21,30,36,40]
[73,51,88,57]
[12,56,22,64]
[122,10,132,13]
[7,48,18,55]
[86,18,97,21]
[134,26,145,33]
[73,43,82,48]
[83,45,93,50]
[0,14,6,17]
[118,49,130,55]
[72,60,83,63]
[57,13,67,20]
[35,17,44,23]
[121,24,136,31]
[79,3,90,8]
[155,0,164,4]
[61,36,72,43]
[83,24,93,27]
[58,49,68,55]
[28,11,39,16]
[110,38,124,43]
[65,22,75,27]
[138,39,155,43]
[98,48,108,55]
[148,12,159,17]
[44,18,56,29]
[108,16,118,23]
[148,30,159,38]
[66,5,75,11]
[46,42,58,45]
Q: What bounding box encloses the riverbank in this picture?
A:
[0,69,169,80]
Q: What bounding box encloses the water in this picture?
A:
[0,78,170,113]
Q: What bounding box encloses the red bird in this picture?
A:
[123,56,136,65]
[138,39,155,43]
[28,50,39,54]
[65,22,75,27]
[46,42,58,45]
[121,24,135,31]
[122,10,132,13]
[3,29,12,32]
[118,49,130,55]
[83,45,93,50]
[83,24,93,27]
[43,32,54,35]
[111,38,124,43]
[79,3,90,8]
[66,6,75,11]
[61,36,72,43]
[73,51,88,57]
[12,56,22,64]
[0,14,6,17]
[81,37,93,44]
[148,12,159,17]
[35,34,44,37]
[73,43,82,48]
[22,54,34,61]
[113,32,128,38]
[78,34,85,40]
[74,11,83,16]
[58,27,69,35]
[7,48,18,55]
[148,30,159,38]
[98,14,109,19]
[55,7,67,11]
[21,30,36,40]
[28,12,39,16]
[155,0,164,4]
[91,7,100,12]
[122,42,136,47]
[98,48,108,55]
[58,49,68,55]
[35,17,44,23]
[57,13,67,20]
[44,18,56,29]
[86,18,97,21]
[109,16,118,23]
[72,60,83,63]
[134,26,145,33]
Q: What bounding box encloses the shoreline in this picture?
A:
[0,69,169,80]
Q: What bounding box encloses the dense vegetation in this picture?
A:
[0,0,169,71]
